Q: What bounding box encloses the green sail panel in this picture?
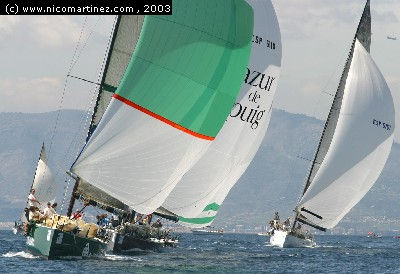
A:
[178,216,216,225]
[73,0,253,214]
[115,0,253,138]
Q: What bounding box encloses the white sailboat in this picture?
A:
[157,0,282,229]
[270,0,395,248]
[192,226,224,235]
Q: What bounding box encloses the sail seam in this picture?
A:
[113,94,215,141]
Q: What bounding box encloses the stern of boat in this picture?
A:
[26,223,106,259]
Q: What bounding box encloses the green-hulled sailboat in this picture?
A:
[26,0,254,259]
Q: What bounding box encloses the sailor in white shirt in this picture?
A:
[28,189,40,208]
[44,202,55,218]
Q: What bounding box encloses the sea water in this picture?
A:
[1,230,400,273]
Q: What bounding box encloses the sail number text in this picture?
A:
[252,35,276,50]
[372,119,392,131]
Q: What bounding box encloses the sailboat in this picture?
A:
[270,0,395,248]
[13,144,56,235]
[102,0,282,250]
[154,0,282,229]
[26,0,255,259]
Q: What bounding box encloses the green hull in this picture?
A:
[26,224,106,259]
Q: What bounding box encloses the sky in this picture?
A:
[0,0,399,139]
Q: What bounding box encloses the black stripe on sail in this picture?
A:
[301,207,323,219]
[153,212,179,222]
[297,217,326,232]
[154,207,179,222]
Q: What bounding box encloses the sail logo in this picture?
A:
[244,69,275,91]
[230,103,265,130]
[229,68,275,130]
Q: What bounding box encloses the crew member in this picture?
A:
[28,189,40,208]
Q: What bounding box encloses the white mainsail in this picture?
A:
[297,38,395,229]
[161,0,282,226]
[31,144,57,210]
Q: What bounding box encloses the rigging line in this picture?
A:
[47,16,102,210]
[60,177,71,213]
[309,42,350,121]
[70,15,119,164]
[68,15,119,172]
[50,16,103,178]
[67,75,101,86]
[67,16,89,75]
[60,17,119,212]
[68,16,104,75]
[46,16,89,161]
[295,40,354,204]
[58,83,99,213]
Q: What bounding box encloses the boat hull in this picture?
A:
[269,230,315,248]
[26,224,106,259]
[108,231,178,253]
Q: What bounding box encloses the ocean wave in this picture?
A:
[2,251,38,259]
[104,253,144,262]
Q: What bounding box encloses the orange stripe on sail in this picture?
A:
[113,94,215,141]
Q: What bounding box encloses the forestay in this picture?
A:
[163,0,282,226]
[297,39,395,229]
[71,0,254,214]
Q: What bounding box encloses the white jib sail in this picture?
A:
[163,0,282,222]
[298,39,395,229]
[31,146,57,210]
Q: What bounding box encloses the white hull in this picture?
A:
[191,229,223,235]
[257,232,269,236]
[269,230,315,248]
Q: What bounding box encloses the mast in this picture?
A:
[86,15,121,142]
[67,16,121,217]
[294,0,371,228]
[300,0,370,197]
